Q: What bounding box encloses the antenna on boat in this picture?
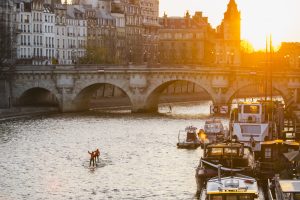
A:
[270,34,273,103]
[270,34,275,138]
[218,164,222,183]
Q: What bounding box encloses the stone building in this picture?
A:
[72,0,120,64]
[215,0,241,66]
[111,1,126,64]
[123,0,143,63]
[0,0,16,67]
[140,0,159,64]
[15,0,56,65]
[158,11,215,65]
[68,0,160,64]
[111,0,159,64]
[53,3,68,64]
[13,0,87,65]
[65,5,87,64]
[278,42,300,69]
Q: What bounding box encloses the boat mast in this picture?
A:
[270,34,275,138]
[270,34,273,102]
[265,36,268,102]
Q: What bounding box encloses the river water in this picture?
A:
[0,101,229,200]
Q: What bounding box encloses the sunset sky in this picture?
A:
[159,0,300,50]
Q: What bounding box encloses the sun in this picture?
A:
[237,0,300,50]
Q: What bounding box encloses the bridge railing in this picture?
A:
[9,64,300,76]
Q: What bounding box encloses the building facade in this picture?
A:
[4,0,243,66]
[14,0,87,65]
[279,42,300,69]
[111,0,126,64]
[140,0,159,64]
[65,5,87,64]
[215,0,241,66]
[0,0,16,67]
[158,11,215,65]
[158,0,241,66]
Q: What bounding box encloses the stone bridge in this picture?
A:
[1,64,300,112]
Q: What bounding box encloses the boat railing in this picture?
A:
[267,179,276,200]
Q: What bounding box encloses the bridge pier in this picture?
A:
[130,95,158,113]
[59,88,81,112]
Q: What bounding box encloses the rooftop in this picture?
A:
[207,176,258,195]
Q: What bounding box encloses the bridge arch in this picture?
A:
[225,81,289,105]
[143,78,216,112]
[73,81,132,111]
[16,87,60,107]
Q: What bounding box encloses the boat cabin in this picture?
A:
[259,140,300,177]
[204,142,246,158]
[275,180,300,200]
[204,119,226,142]
[185,126,198,142]
[231,102,271,152]
[203,142,253,169]
[204,119,224,134]
[205,176,259,200]
[237,103,265,123]
[260,140,300,162]
[177,126,202,149]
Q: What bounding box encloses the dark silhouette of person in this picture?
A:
[88,151,96,167]
[95,148,100,162]
[168,105,172,113]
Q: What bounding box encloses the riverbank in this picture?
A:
[2,91,262,120]
[0,107,59,121]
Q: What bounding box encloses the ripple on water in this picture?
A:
[0,102,229,199]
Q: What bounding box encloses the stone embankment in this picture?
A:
[0,107,59,120]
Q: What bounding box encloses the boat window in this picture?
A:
[186,132,197,142]
[264,148,272,159]
[238,105,242,113]
[205,124,222,132]
[226,196,238,200]
[293,193,300,200]
[239,195,253,200]
[243,105,260,114]
[209,195,254,200]
[224,148,238,156]
[210,195,222,200]
[240,125,261,134]
[209,148,223,156]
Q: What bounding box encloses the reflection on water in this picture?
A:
[0,101,228,199]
